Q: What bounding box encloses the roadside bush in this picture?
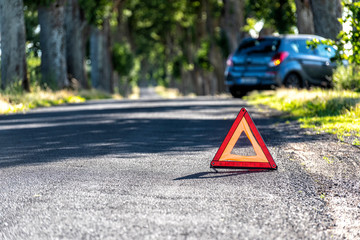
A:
[27,52,41,90]
[112,42,134,78]
[333,65,360,92]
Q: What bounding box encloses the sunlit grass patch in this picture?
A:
[0,97,25,113]
[128,85,140,99]
[78,89,115,100]
[155,86,182,98]
[245,89,360,145]
[0,89,86,114]
[0,87,127,115]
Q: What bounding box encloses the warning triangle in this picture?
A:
[211,108,277,170]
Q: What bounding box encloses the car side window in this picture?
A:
[289,41,300,53]
[299,40,315,54]
[289,40,314,55]
[315,45,336,59]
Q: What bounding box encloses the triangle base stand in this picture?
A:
[210,162,277,170]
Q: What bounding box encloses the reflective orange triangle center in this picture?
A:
[220,117,268,162]
[211,108,277,169]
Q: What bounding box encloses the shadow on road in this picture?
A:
[0,98,331,169]
[173,169,269,180]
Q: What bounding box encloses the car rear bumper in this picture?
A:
[225,72,280,88]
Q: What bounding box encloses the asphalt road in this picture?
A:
[0,93,359,239]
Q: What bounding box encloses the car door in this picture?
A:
[290,39,331,83]
[314,44,336,81]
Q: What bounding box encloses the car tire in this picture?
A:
[326,80,334,89]
[284,73,302,89]
[230,87,247,98]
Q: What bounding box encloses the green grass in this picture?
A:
[0,89,86,114]
[77,89,117,100]
[155,86,182,98]
[245,89,360,145]
[0,87,127,114]
[0,82,160,114]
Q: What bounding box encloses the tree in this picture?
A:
[38,0,68,89]
[0,0,29,91]
[308,1,359,90]
[90,21,113,93]
[246,0,296,35]
[218,0,246,92]
[125,0,233,95]
[80,0,113,92]
[221,0,245,52]
[65,0,89,89]
[311,0,342,40]
[295,0,315,34]
[295,0,342,39]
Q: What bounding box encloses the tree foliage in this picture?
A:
[78,0,111,27]
[117,0,228,91]
[24,7,40,56]
[112,42,134,77]
[6,0,356,94]
[338,1,360,65]
[308,1,360,91]
[310,1,360,65]
[246,0,296,34]
[24,0,55,7]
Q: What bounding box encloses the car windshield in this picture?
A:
[236,38,281,55]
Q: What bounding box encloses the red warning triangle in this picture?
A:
[211,108,277,170]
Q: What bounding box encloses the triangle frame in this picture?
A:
[210,108,277,170]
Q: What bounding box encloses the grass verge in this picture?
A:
[155,86,182,98]
[0,89,121,115]
[245,89,360,145]
[0,90,85,114]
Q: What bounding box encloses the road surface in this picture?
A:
[0,94,359,239]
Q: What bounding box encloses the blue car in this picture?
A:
[225,35,337,98]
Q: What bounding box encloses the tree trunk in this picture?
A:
[90,27,100,89]
[311,0,342,40]
[210,46,226,93]
[193,1,207,96]
[180,68,194,95]
[194,67,203,95]
[0,0,29,91]
[38,0,68,89]
[90,20,113,93]
[114,0,127,43]
[221,0,245,53]
[65,0,88,89]
[295,0,315,34]
[206,0,225,94]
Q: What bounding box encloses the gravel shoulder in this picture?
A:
[260,106,360,239]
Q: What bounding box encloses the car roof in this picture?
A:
[279,34,326,40]
[243,34,326,41]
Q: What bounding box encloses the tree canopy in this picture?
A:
[1,0,358,94]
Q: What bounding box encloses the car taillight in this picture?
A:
[226,54,234,66]
[269,51,289,67]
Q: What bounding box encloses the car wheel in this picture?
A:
[326,80,334,89]
[230,87,247,98]
[284,73,302,89]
